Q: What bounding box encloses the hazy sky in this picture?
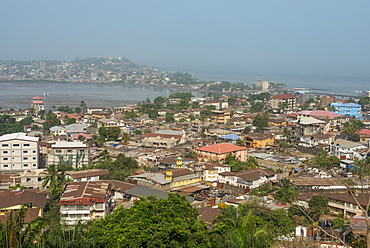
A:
[1,0,370,83]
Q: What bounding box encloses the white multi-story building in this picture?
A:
[255,80,269,91]
[47,141,90,168]
[0,133,40,171]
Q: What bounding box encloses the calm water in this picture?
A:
[190,71,370,94]
[0,81,195,109]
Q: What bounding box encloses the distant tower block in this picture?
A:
[176,156,183,168]
[255,80,269,91]
[165,169,173,181]
[30,96,44,114]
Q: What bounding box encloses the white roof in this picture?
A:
[292,117,326,125]
[51,141,87,148]
[155,130,183,136]
[50,126,66,131]
[0,132,39,142]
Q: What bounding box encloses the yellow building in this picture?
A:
[0,189,48,218]
[244,133,275,148]
[210,110,231,124]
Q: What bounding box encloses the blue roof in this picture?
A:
[219,133,242,140]
[336,103,361,107]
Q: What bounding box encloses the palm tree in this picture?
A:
[122,132,130,145]
[41,164,66,200]
[213,208,273,248]
[274,178,299,204]
[0,205,47,248]
[80,101,86,115]
[98,149,113,165]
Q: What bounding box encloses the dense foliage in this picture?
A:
[0,115,24,135]
[84,194,211,247]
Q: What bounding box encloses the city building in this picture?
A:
[244,133,275,148]
[320,95,336,107]
[218,168,276,192]
[0,189,48,220]
[46,141,90,168]
[196,143,247,162]
[330,102,362,119]
[269,94,297,112]
[210,110,231,124]
[65,169,109,182]
[0,133,40,171]
[30,96,44,113]
[58,181,111,225]
[255,80,269,91]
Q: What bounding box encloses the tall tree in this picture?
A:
[83,194,211,247]
[274,178,299,204]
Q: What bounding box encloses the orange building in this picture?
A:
[196,143,247,162]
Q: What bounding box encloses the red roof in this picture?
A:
[297,110,342,118]
[359,129,370,135]
[271,94,296,99]
[32,96,42,100]
[196,143,247,154]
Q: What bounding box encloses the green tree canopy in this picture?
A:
[308,195,329,221]
[98,126,121,141]
[83,194,211,247]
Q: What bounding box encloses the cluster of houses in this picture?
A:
[1,91,370,244]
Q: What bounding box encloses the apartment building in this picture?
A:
[58,181,111,225]
[46,141,90,168]
[0,133,40,171]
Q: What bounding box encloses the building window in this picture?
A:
[33,157,36,160]
[33,164,36,166]
[2,144,9,147]
[23,144,30,147]
[33,150,36,153]
[24,157,28,160]
[23,151,28,153]
[24,164,28,167]
[3,165,8,167]
[3,151,8,154]
[3,158,8,160]
[67,150,72,153]
[55,150,62,153]
[38,177,42,181]
[13,144,19,147]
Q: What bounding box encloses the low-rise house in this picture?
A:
[199,162,231,186]
[127,168,203,192]
[97,118,119,128]
[10,169,46,189]
[58,181,111,225]
[218,168,276,192]
[298,134,334,148]
[321,193,366,217]
[50,126,67,136]
[65,123,88,137]
[65,169,109,182]
[204,100,228,109]
[196,143,247,162]
[0,189,48,218]
[244,133,275,148]
[329,139,368,160]
[359,129,370,145]
[141,130,186,148]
